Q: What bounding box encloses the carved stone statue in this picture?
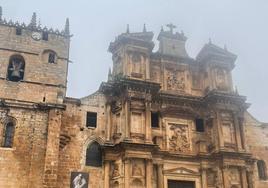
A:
[132,163,142,176]
[112,163,120,177]
[8,58,24,81]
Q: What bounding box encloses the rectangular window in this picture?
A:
[151,112,159,128]
[195,118,205,132]
[86,112,97,128]
[42,32,48,41]
[16,28,22,35]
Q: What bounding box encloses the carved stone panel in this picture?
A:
[166,70,185,91]
[228,168,241,186]
[220,112,236,147]
[131,112,143,134]
[168,123,190,153]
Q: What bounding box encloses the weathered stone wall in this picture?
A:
[57,93,106,188]
[0,107,48,188]
[244,112,268,188]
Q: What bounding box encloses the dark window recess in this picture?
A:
[151,112,159,128]
[195,118,205,132]
[48,53,56,63]
[42,32,48,41]
[16,28,22,35]
[257,160,268,180]
[7,55,25,82]
[86,112,97,128]
[85,142,102,167]
[2,122,15,147]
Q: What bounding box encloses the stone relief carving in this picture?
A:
[168,123,190,152]
[132,163,142,176]
[166,70,185,91]
[228,168,240,185]
[112,163,120,177]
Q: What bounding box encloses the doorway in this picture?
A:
[168,180,195,188]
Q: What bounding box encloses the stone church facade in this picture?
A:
[0,8,267,188]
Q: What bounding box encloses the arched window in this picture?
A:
[7,55,25,82]
[85,142,102,167]
[2,121,15,147]
[257,160,268,180]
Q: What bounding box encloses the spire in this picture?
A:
[29,12,37,28]
[143,24,147,32]
[0,6,2,21]
[126,24,129,34]
[64,18,70,35]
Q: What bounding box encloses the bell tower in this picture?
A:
[0,8,71,104]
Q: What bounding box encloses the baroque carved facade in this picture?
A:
[0,8,268,188]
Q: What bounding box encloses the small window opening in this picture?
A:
[257,160,268,180]
[195,118,205,132]
[7,55,25,82]
[85,142,102,167]
[42,32,48,41]
[2,122,15,148]
[16,28,22,35]
[86,112,97,128]
[151,112,159,128]
[48,52,56,64]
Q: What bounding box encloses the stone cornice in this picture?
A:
[0,98,66,110]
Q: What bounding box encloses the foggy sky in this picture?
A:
[1,0,268,122]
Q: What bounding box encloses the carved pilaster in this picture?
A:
[124,159,131,188]
[145,101,152,143]
[157,164,164,188]
[146,159,153,188]
[106,104,112,141]
[104,161,110,188]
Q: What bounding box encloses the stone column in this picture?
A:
[233,114,242,150]
[43,109,62,188]
[157,164,164,188]
[200,168,207,188]
[145,56,150,80]
[241,167,248,188]
[145,101,152,143]
[125,99,131,140]
[104,161,110,188]
[124,159,131,188]
[106,104,112,141]
[222,167,229,188]
[146,160,153,188]
[216,112,224,149]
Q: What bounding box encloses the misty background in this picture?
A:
[1,0,268,122]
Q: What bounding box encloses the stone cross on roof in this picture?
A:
[166,23,176,33]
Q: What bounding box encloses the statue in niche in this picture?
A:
[169,124,190,152]
[167,70,185,91]
[132,163,142,176]
[228,168,239,183]
[207,169,216,186]
[112,163,120,177]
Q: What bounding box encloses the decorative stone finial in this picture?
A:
[161,26,164,32]
[224,44,228,51]
[29,12,37,28]
[166,23,176,33]
[64,18,70,35]
[208,38,212,44]
[0,6,2,21]
[126,24,129,34]
[143,24,147,32]
[181,30,184,36]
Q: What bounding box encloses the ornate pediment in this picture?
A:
[164,167,199,175]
